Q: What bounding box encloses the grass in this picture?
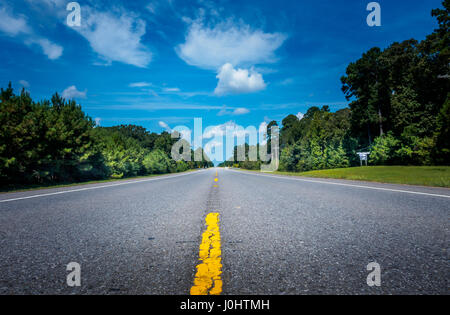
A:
[0,169,199,194]
[252,166,450,188]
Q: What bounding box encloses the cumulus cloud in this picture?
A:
[296,112,304,120]
[215,63,266,95]
[203,121,259,140]
[73,7,152,68]
[176,18,286,96]
[177,20,286,70]
[203,121,237,139]
[62,86,87,99]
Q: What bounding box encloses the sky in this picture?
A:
[0,0,444,162]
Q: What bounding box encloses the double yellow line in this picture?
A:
[191,213,223,295]
[190,171,223,295]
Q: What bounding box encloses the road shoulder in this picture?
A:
[229,168,450,198]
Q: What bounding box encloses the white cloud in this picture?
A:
[129,82,152,88]
[203,121,257,140]
[176,20,286,70]
[233,107,250,115]
[0,7,63,60]
[163,87,181,92]
[259,121,268,132]
[159,121,172,132]
[296,112,304,120]
[95,118,101,126]
[217,106,250,116]
[215,63,266,95]
[62,86,87,99]
[203,121,237,139]
[0,8,30,36]
[19,80,30,88]
[176,18,286,96]
[73,7,152,68]
[34,38,63,60]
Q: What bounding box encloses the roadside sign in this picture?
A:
[357,152,370,166]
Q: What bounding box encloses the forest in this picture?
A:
[221,1,449,171]
[0,87,212,188]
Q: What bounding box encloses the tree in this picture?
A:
[277,106,352,172]
[0,84,214,189]
[143,149,174,174]
[425,0,449,69]
[106,125,159,150]
[281,115,301,147]
[341,48,391,144]
[434,94,450,164]
[0,87,100,185]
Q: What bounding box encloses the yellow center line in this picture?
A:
[190,213,223,295]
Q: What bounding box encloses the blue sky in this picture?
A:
[0,0,444,161]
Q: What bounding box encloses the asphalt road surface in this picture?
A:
[0,168,448,294]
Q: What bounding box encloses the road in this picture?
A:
[0,168,448,294]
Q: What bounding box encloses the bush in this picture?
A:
[176,160,189,172]
[325,144,350,169]
[143,149,172,174]
[434,94,450,164]
[369,133,400,165]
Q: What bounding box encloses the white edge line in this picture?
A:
[0,170,206,203]
[228,169,450,199]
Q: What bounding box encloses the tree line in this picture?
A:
[221,1,449,171]
[0,86,212,188]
